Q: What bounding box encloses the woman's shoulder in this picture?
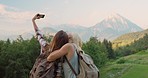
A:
[61,43,74,49]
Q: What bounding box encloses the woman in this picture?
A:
[31,14,69,78]
[68,32,82,51]
[47,34,79,78]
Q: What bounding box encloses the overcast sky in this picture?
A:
[0,0,148,34]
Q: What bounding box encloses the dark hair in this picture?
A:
[50,30,68,52]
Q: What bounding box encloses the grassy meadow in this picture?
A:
[100,50,148,78]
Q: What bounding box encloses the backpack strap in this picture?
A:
[64,56,78,76]
[64,43,79,76]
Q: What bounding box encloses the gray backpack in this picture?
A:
[65,45,100,78]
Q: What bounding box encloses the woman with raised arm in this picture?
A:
[30,14,66,78]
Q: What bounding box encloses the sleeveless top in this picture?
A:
[63,46,79,78]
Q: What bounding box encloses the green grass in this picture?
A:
[116,50,148,65]
[100,50,148,78]
[121,64,148,78]
[100,64,132,78]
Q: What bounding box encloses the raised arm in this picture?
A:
[32,14,48,54]
[32,14,40,32]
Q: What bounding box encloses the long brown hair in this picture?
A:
[50,30,68,52]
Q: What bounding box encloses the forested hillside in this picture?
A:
[114,34,148,57]
[112,29,148,48]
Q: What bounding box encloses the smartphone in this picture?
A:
[37,14,45,18]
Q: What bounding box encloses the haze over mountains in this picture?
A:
[0,13,143,41]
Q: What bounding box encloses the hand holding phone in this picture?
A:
[37,14,45,18]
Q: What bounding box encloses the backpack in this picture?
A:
[65,45,100,78]
[29,52,56,78]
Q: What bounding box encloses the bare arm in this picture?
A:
[32,14,40,32]
[32,14,48,53]
[47,43,73,62]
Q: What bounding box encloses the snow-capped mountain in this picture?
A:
[87,13,143,41]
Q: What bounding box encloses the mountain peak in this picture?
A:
[108,13,120,19]
[105,13,124,22]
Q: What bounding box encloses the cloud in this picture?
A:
[0,4,55,35]
[0,4,39,34]
[0,4,5,12]
[0,4,35,24]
